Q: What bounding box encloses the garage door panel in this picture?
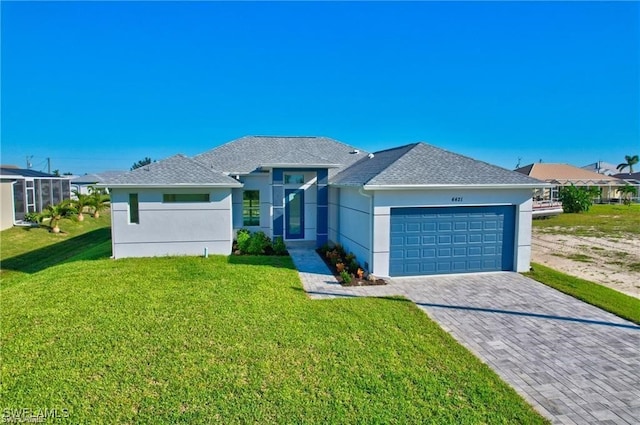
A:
[390,206,515,276]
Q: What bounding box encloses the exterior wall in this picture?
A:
[333,187,373,271]
[0,180,15,230]
[110,187,234,259]
[371,188,534,277]
[232,173,271,236]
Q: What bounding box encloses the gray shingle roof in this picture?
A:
[103,154,241,186]
[193,136,368,175]
[332,143,545,187]
[71,171,127,184]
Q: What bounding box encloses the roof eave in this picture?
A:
[259,163,342,170]
[97,183,243,189]
[362,183,551,190]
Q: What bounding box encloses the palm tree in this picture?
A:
[72,190,91,221]
[619,184,638,206]
[617,155,639,173]
[88,186,110,218]
[41,200,72,233]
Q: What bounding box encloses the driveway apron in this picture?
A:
[289,249,640,425]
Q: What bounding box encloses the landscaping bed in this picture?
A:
[317,243,387,286]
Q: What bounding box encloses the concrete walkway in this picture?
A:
[288,248,640,425]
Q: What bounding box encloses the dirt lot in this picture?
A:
[531,228,640,299]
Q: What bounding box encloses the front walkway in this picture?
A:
[288,248,640,425]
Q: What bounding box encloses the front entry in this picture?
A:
[285,189,304,239]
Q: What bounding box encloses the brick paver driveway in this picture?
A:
[291,249,640,425]
[390,273,640,425]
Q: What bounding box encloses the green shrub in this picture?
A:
[273,236,287,255]
[348,259,359,274]
[247,231,271,255]
[340,270,352,284]
[237,229,251,252]
[23,212,40,223]
[558,185,598,213]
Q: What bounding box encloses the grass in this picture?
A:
[0,225,547,423]
[525,262,640,325]
[533,204,640,237]
[0,214,112,286]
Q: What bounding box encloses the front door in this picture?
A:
[285,189,304,239]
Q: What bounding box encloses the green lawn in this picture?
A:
[0,214,112,286]
[533,204,640,237]
[525,263,640,325]
[0,223,547,423]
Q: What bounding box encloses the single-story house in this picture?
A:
[612,172,640,202]
[581,161,618,176]
[70,171,126,196]
[102,136,546,277]
[515,163,628,205]
[0,166,71,230]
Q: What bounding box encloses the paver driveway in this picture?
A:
[290,249,640,425]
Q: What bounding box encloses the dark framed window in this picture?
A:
[129,193,139,224]
[163,193,210,203]
[284,174,305,184]
[243,190,260,226]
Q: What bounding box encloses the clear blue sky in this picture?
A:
[1,1,638,175]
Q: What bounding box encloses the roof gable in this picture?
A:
[103,154,241,187]
[333,142,543,187]
[193,136,367,175]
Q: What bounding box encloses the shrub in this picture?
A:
[340,270,351,284]
[336,262,345,273]
[247,231,271,255]
[23,212,40,223]
[273,236,287,255]
[558,185,598,213]
[237,229,251,252]
[348,259,359,274]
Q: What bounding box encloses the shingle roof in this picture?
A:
[71,171,127,184]
[102,154,242,187]
[612,172,640,181]
[515,163,625,184]
[332,143,544,187]
[0,167,60,178]
[193,136,367,175]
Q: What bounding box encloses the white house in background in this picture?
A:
[101,136,546,277]
[581,161,618,176]
[70,171,126,195]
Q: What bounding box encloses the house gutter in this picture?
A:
[96,183,243,189]
[362,183,550,190]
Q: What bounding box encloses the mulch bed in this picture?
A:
[316,248,387,286]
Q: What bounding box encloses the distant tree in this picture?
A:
[63,171,74,176]
[52,169,61,177]
[619,184,638,206]
[131,157,154,170]
[617,155,639,174]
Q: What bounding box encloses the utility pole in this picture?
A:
[47,158,51,174]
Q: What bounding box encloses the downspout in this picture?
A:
[358,186,374,273]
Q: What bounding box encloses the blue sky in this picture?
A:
[1,1,638,175]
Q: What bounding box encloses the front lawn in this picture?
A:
[1,253,547,422]
[533,204,640,236]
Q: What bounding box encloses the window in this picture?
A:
[243,190,260,226]
[163,193,210,203]
[129,193,139,224]
[284,174,305,184]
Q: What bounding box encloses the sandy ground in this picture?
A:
[531,229,640,299]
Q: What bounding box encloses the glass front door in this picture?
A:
[285,189,304,239]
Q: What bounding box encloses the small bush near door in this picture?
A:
[233,229,289,256]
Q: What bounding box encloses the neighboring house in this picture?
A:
[70,171,126,195]
[581,161,618,176]
[515,163,627,206]
[612,172,640,202]
[0,166,72,229]
[102,136,545,277]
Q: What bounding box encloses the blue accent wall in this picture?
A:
[316,169,328,246]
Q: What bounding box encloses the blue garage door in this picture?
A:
[390,206,515,276]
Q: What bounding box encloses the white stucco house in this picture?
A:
[102,136,546,277]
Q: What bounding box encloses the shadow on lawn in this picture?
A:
[227,254,296,270]
[1,228,112,276]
